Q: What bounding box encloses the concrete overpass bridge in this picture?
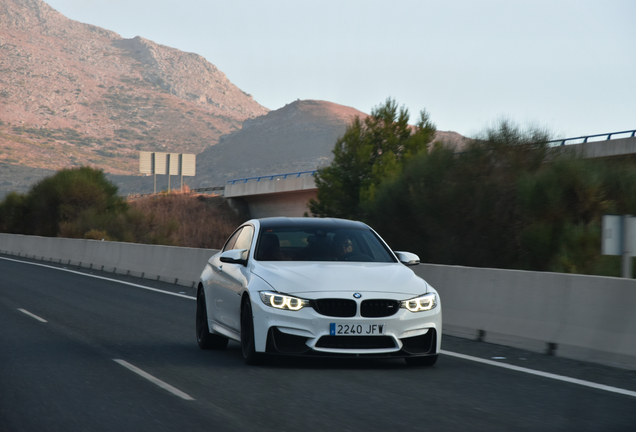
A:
[224,170,317,218]
[549,129,636,158]
[222,130,636,218]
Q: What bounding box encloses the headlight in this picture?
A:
[260,291,309,311]
[400,293,437,312]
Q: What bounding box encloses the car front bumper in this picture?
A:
[249,290,442,357]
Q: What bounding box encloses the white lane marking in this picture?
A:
[113,359,194,401]
[0,256,196,300]
[441,350,636,399]
[17,308,48,323]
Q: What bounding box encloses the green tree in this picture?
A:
[515,157,636,274]
[309,98,436,219]
[0,167,129,238]
[367,119,636,276]
[0,167,243,248]
[367,120,554,269]
[0,191,28,234]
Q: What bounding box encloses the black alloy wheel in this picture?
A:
[196,289,229,350]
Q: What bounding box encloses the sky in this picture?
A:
[44,0,635,139]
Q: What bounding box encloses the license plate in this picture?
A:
[330,323,385,336]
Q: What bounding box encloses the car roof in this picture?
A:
[255,217,369,231]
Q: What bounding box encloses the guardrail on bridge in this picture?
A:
[548,129,636,146]
[226,170,317,185]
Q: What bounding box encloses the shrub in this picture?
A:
[22,167,128,237]
[366,121,636,275]
[128,193,244,248]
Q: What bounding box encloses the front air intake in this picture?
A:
[316,336,396,349]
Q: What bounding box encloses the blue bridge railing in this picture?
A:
[227,170,317,185]
[548,129,636,146]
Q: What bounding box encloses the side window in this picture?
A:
[222,228,243,252]
[233,225,254,252]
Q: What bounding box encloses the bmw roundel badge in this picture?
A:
[353,293,362,299]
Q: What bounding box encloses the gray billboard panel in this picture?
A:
[602,215,622,256]
[181,154,196,176]
[154,152,167,175]
[602,215,636,256]
[168,153,180,175]
[139,152,195,176]
[139,151,153,174]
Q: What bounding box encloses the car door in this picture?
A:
[206,227,242,333]
[211,225,254,333]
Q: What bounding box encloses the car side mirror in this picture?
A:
[220,249,248,266]
[394,251,420,266]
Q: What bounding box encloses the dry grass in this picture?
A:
[128,191,245,249]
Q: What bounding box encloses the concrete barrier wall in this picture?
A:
[413,264,636,370]
[0,233,218,288]
[2,233,635,369]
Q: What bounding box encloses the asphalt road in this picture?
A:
[1,255,635,432]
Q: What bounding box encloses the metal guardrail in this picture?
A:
[127,186,224,198]
[191,186,225,193]
[548,129,636,146]
[226,170,317,185]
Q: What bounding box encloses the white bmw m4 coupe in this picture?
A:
[196,217,442,366]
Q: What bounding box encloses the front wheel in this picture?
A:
[241,300,264,365]
[196,289,228,350]
[405,354,438,367]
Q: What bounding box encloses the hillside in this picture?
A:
[0,0,267,187]
[0,0,466,197]
[194,100,368,187]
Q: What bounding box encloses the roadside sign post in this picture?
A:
[602,214,636,278]
[139,152,196,194]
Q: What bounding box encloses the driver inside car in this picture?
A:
[332,234,354,259]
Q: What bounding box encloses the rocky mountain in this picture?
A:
[0,0,267,194]
[194,100,368,187]
[0,0,465,198]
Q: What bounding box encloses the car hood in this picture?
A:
[250,261,429,297]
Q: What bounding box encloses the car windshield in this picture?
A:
[254,224,396,262]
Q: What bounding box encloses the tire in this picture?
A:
[405,354,438,367]
[196,289,228,350]
[241,300,264,365]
